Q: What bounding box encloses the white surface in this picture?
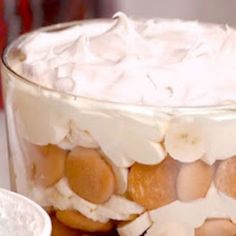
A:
[0,188,51,236]
[0,111,10,189]
[117,0,236,26]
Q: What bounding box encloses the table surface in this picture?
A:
[0,111,10,189]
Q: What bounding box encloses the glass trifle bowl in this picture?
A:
[3,12,236,236]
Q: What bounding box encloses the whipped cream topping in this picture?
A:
[15,12,236,107]
[0,188,51,236]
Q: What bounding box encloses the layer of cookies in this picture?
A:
[16,141,236,236]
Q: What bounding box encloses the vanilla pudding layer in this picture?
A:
[3,12,236,236]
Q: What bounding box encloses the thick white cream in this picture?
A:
[15,12,236,107]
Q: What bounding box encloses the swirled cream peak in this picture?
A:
[16,12,236,106]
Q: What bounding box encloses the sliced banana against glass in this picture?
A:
[122,134,166,165]
[117,212,152,236]
[164,116,208,163]
[96,195,144,220]
[46,188,72,211]
[149,200,207,228]
[71,195,109,223]
[145,222,194,236]
[56,178,109,223]
[55,178,75,198]
[101,153,129,195]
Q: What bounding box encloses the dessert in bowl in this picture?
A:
[0,188,51,236]
[2,12,236,236]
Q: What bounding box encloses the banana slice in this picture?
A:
[96,195,144,221]
[71,195,109,223]
[119,113,168,165]
[102,155,129,195]
[195,219,236,236]
[56,178,75,198]
[101,195,144,215]
[145,222,194,236]
[46,188,72,211]
[95,207,131,221]
[122,134,167,165]
[149,199,206,228]
[177,160,215,201]
[117,212,152,236]
[164,116,208,163]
